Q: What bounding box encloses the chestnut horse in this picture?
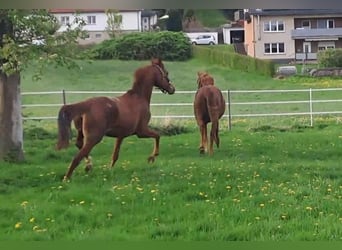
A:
[56,58,175,180]
[194,71,225,155]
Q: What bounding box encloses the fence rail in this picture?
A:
[21,88,342,129]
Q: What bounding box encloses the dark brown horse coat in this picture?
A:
[56,58,175,180]
[194,72,225,155]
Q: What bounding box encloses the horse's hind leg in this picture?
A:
[199,123,207,154]
[110,137,124,167]
[63,136,102,181]
[74,117,93,173]
[209,120,219,155]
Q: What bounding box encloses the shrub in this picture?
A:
[192,46,275,77]
[91,31,192,61]
[318,48,342,68]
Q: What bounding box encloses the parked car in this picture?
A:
[191,35,216,45]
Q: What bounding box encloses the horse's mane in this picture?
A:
[128,58,164,95]
[197,71,215,88]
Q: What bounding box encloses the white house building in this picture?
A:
[49,9,157,44]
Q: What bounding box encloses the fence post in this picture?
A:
[309,88,313,127]
[227,89,232,130]
[62,89,66,105]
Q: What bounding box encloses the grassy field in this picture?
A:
[1,58,342,241]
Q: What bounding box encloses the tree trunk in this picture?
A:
[0,72,24,161]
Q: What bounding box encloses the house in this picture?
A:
[49,9,158,44]
[244,9,342,62]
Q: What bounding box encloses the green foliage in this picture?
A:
[91,31,192,61]
[105,9,122,38]
[166,9,183,31]
[192,46,275,77]
[0,9,87,79]
[317,48,342,68]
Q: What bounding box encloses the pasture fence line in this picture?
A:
[21,88,342,129]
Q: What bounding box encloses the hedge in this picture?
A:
[91,31,192,61]
[192,46,275,77]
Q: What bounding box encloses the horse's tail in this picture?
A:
[56,105,77,150]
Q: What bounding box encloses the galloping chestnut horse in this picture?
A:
[56,58,175,180]
[194,71,225,155]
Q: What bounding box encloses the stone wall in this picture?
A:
[310,68,342,77]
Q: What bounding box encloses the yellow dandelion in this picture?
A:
[79,200,85,205]
[150,189,157,193]
[15,222,22,229]
[33,225,39,231]
[107,213,113,218]
[260,203,265,208]
[306,206,313,211]
[226,185,232,189]
[255,216,260,220]
[136,187,143,192]
[29,217,35,223]
[20,201,28,207]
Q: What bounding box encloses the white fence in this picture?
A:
[21,88,342,129]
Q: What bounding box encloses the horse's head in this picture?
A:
[197,71,215,89]
[151,58,175,95]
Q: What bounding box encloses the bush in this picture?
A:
[192,46,275,77]
[318,48,342,68]
[91,31,192,61]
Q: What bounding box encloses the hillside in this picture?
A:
[183,9,231,31]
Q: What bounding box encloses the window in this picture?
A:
[95,33,102,38]
[264,43,285,54]
[60,16,70,25]
[328,19,334,28]
[318,41,335,50]
[302,20,311,29]
[264,20,284,32]
[87,15,96,25]
[317,19,334,29]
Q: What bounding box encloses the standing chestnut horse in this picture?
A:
[194,71,225,155]
[56,58,175,180]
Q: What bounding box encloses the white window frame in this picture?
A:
[318,41,335,50]
[264,42,285,54]
[60,16,70,26]
[87,15,96,25]
[263,20,285,32]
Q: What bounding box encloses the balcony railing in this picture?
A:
[295,52,317,60]
[291,27,342,40]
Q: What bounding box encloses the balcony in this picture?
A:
[295,52,317,60]
[291,28,342,41]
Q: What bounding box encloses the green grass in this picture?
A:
[2,58,342,241]
[193,10,228,28]
[1,120,342,240]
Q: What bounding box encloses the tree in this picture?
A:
[165,9,183,32]
[0,9,86,162]
[105,9,122,38]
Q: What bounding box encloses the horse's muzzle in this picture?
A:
[167,83,175,95]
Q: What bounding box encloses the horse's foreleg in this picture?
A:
[136,129,160,163]
[111,137,124,167]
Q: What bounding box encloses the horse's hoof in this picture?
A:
[62,176,70,182]
[147,156,155,163]
[199,147,205,154]
[85,164,92,172]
